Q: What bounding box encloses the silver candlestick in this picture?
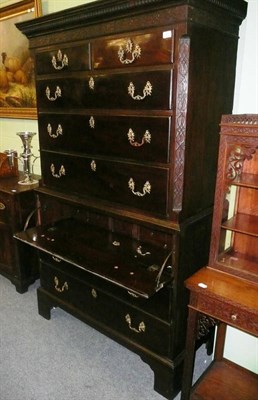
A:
[17,131,39,185]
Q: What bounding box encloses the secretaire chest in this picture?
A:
[15,1,247,398]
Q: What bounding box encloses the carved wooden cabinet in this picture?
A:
[0,176,39,292]
[15,1,247,398]
[181,113,258,400]
[209,114,258,284]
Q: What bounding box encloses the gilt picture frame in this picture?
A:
[0,0,42,119]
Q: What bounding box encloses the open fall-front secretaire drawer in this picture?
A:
[14,217,173,299]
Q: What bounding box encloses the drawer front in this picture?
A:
[0,193,11,224]
[36,43,90,74]
[36,70,172,110]
[41,152,169,215]
[38,114,171,163]
[40,258,170,356]
[197,295,258,335]
[93,29,174,69]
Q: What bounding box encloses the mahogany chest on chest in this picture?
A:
[15,1,247,398]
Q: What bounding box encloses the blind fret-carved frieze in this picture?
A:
[173,36,190,212]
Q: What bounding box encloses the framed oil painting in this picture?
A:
[0,0,42,119]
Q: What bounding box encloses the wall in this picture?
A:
[0,0,257,373]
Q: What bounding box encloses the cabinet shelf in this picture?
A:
[191,359,258,400]
[232,172,258,189]
[217,250,258,280]
[221,213,258,237]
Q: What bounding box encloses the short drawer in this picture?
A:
[41,152,169,215]
[38,113,171,163]
[92,29,174,69]
[40,258,170,356]
[197,294,258,335]
[36,43,90,74]
[36,69,172,110]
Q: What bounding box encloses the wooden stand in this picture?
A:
[181,267,258,400]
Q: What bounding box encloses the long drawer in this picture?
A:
[41,151,169,215]
[36,70,173,110]
[38,114,171,163]
[40,256,171,356]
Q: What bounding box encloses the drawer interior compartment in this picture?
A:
[14,217,173,298]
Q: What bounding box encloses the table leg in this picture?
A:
[181,307,199,400]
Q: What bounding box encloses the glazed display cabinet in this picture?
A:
[181,114,258,400]
[209,114,258,284]
[14,1,247,398]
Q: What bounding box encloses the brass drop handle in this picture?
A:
[54,276,68,293]
[0,202,6,210]
[45,86,62,101]
[136,246,151,256]
[50,164,66,178]
[118,39,141,64]
[128,178,151,197]
[47,123,63,138]
[52,50,68,70]
[127,128,151,147]
[128,81,152,100]
[125,314,145,334]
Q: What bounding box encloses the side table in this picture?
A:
[0,174,40,293]
[181,267,258,400]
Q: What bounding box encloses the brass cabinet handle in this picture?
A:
[128,178,151,197]
[45,86,62,101]
[128,81,152,100]
[136,246,151,256]
[47,123,63,138]
[127,128,151,147]
[54,276,68,293]
[89,116,95,128]
[52,256,61,262]
[0,202,6,210]
[118,39,141,64]
[90,160,96,171]
[91,288,98,299]
[231,314,237,322]
[89,77,94,90]
[50,163,66,178]
[52,50,68,70]
[125,314,145,334]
